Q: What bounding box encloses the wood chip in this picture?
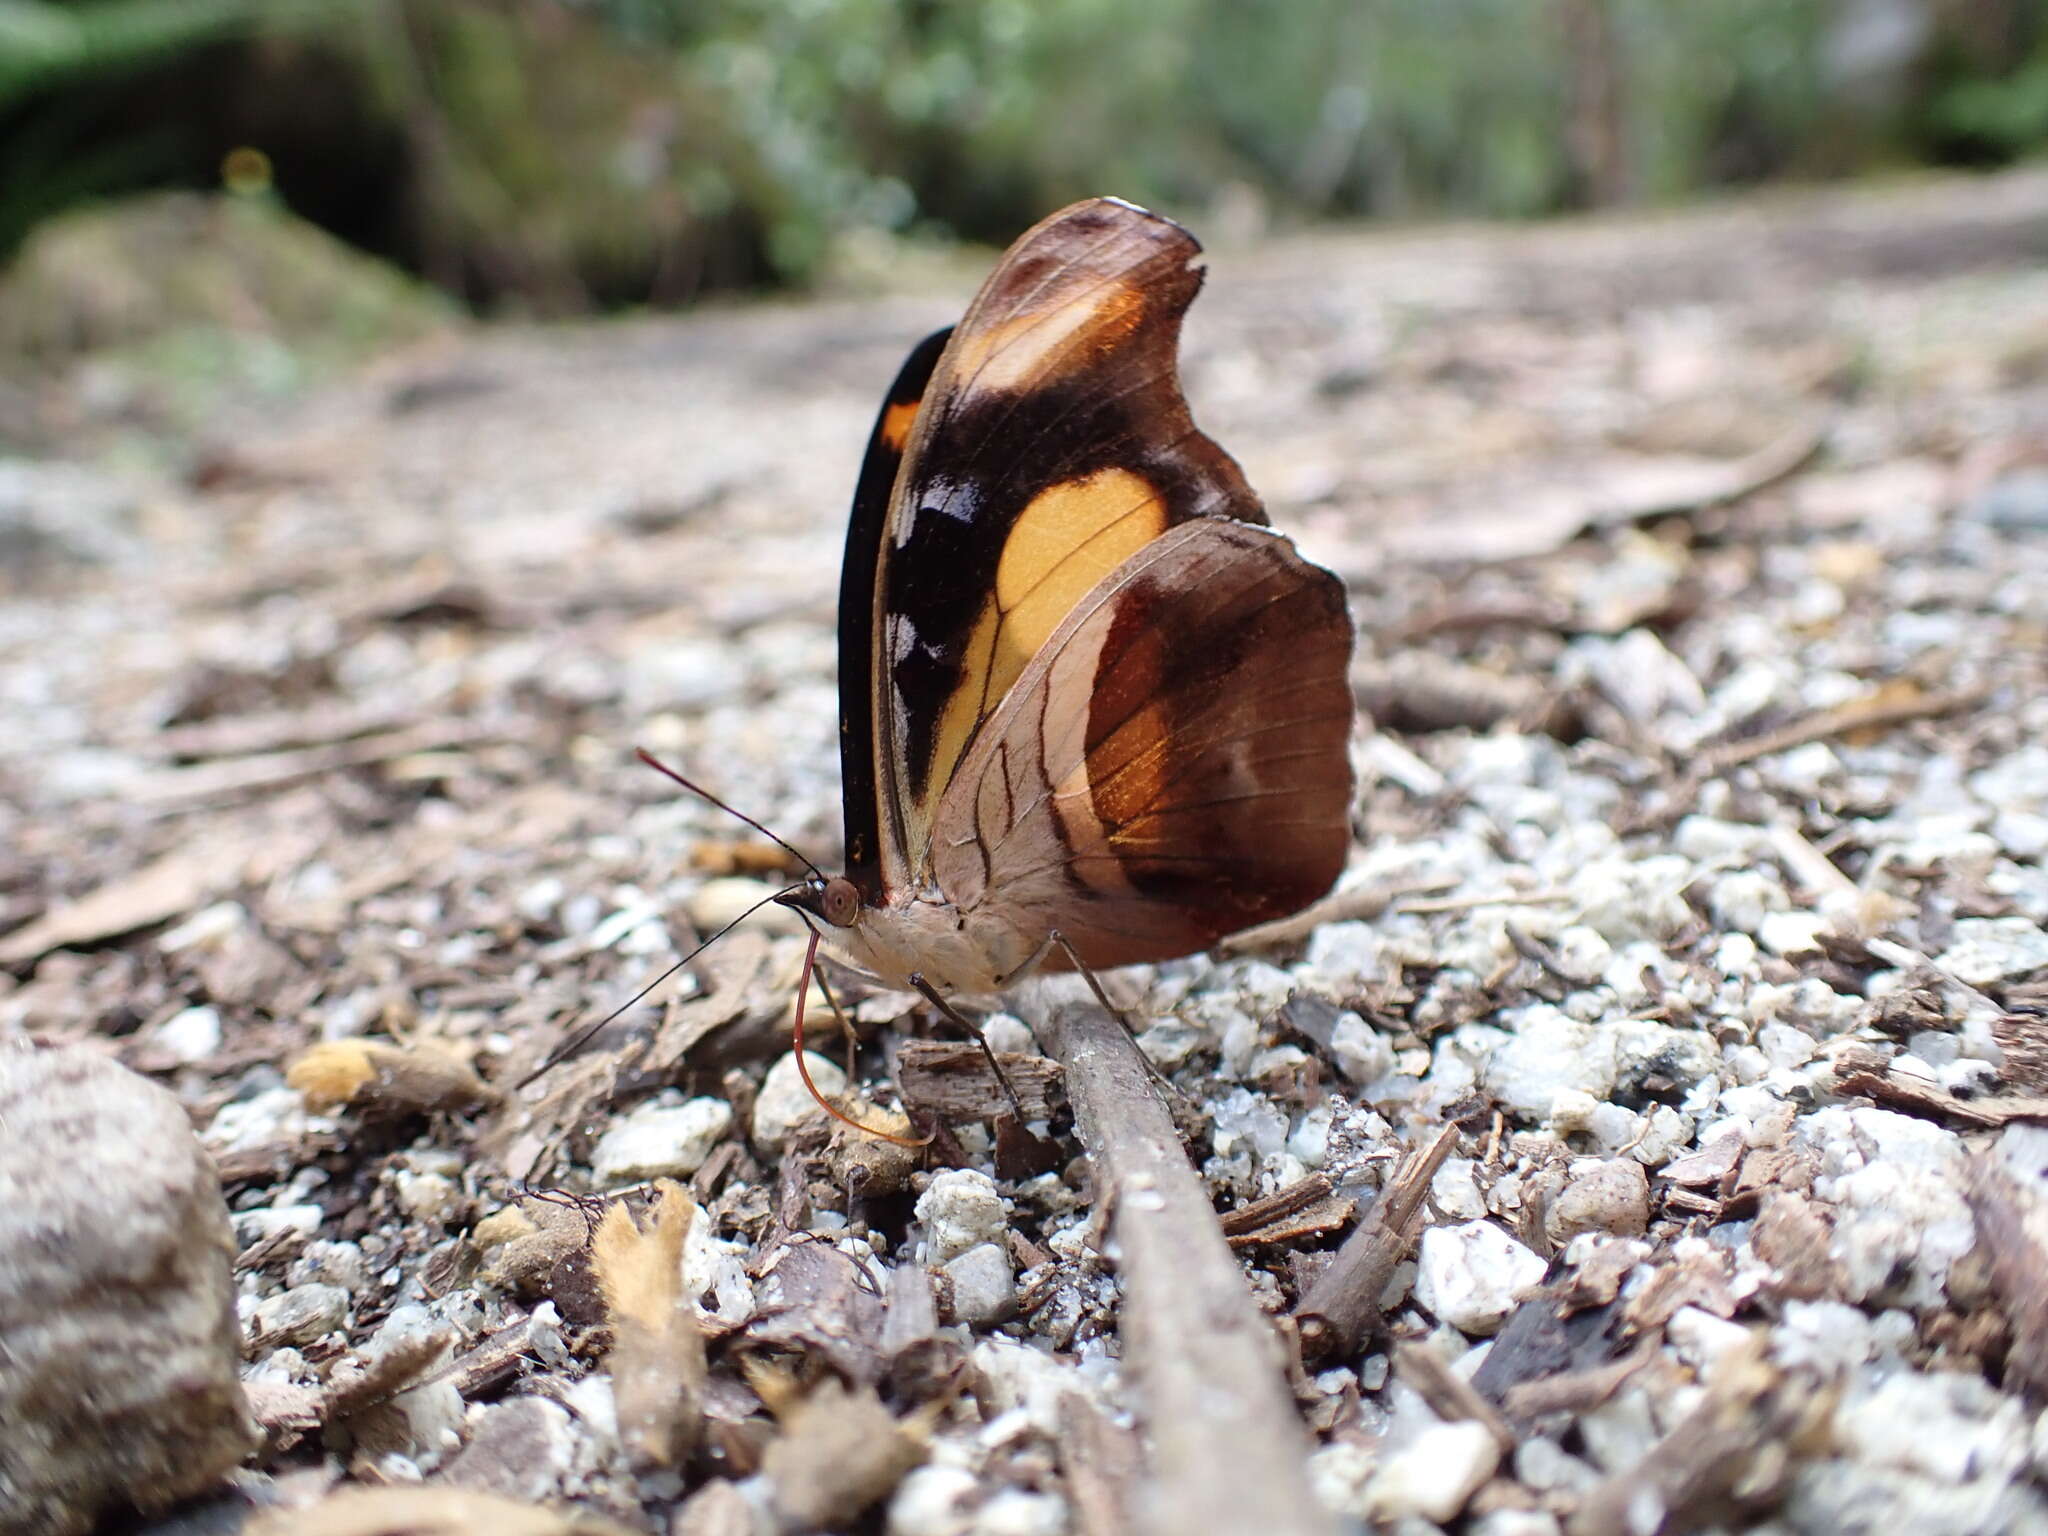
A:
[1834,1070,2048,1130]
[1220,1173,1356,1248]
[893,1039,1063,1121]
[1294,1124,1459,1360]
[1567,1343,1830,1536]
[1058,1390,1143,1536]
[1964,1155,2048,1398]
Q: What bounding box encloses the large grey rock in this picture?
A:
[0,1042,255,1535]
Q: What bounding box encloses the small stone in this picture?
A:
[1483,1007,1616,1117]
[153,1004,223,1065]
[1832,1370,2030,1484]
[1364,1420,1500,1522]
[1514,1436,1599,1495]
[1758,909,1829,956]
[439,1395,580,1501]
[1329,1010,1396,1085]
[249,1283,349,1348]
[1414,1221,1546,1335]
[1771,1300,1875,1375]
[232,1204,324,1246]
[392,1168,463,1225]
[888,1464,978,1536]
[1431,1159,1490,1221]
[286,1240,368,1294]
[591,1093,734,1184]
[688,877,802,935]
[1303,921,1382,986]
[1968,466,2048,530]
[939,1242,1015,1328]
[203,1086,311,1154]
[975,1489,1068,1536]
[753,1052,846,1153]
[1936,916,2048,986]
[1666,1306,1753,1374]
[1545,1159,1650,1244]
[1307,1440,1376,1518]
[0,1043,256,1535]
[1708,869,1789,934]
[1470,1513,1562,1536]
[1578,1387,1659,1472]
[916,1169,1010,1262]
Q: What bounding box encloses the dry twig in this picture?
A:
[1025,993,1339,1536]
[1700,683,1983,777]
[1294,1124,1460,1359]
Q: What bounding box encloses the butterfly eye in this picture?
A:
[821,877,861,928]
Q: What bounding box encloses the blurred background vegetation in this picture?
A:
[0,0,2043,324]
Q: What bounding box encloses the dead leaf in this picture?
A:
[593,1179,706,1467]
[0,839,257,963]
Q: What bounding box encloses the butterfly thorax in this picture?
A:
[779,877,1043,997]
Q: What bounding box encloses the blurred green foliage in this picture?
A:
[0,0,2042,312]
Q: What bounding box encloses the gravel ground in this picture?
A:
[3,169,2048,1536]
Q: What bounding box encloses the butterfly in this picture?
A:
[775,197,1357,1096]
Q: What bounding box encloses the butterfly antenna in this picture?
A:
[791,923,932,1149]
[634,748,823,882]
[516,882,798,1089]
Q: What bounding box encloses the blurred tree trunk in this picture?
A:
[1559,0,1631,206]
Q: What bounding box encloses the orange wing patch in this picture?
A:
[877,399,920,454]
[946,282,1145,396]
[914,468,1167,870]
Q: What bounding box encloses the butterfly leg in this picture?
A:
[907,972,1030,1123]
[1046,930,1187,1104]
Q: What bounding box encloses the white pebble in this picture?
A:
[1415,1221,1546,1335]
[917,1169,1009,1262]
[1936,916,2048,985]
[591,1093,733,1184]
[392,1169,462,1225]
[1758,909,1829,956]
[1329,1011,1395,1085]
[1666,1306,1752,1375]
[152,1005,223,1065]
[888,1464,977,1536]
[1470,1512,1562,1536]
[687,877,802,935]
[1431,1159,1490,1221]
[941,1243,1015,1328]
[250,1283,348,1346]
[1364,1420,1500,1522]
[752,1052,846,1153]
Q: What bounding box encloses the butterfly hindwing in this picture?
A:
[928,519,1355,970]
[870,199,1268,890]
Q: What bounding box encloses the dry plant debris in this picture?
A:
[4,169,2048,1533]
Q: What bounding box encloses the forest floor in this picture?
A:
[4,167,2048,1536]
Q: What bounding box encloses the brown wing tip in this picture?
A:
[1028,196,1201,261]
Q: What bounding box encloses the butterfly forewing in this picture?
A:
[929,519,1355,970]
[871,199,1268,891]
[837,326,952,902]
